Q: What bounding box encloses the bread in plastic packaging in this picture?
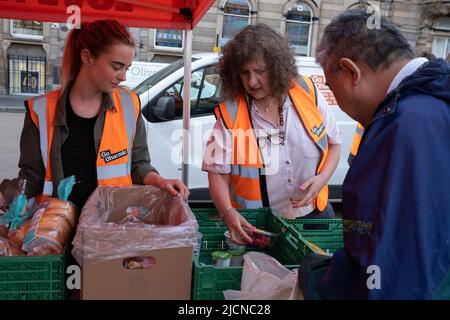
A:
[0,225,8,238]
[0,180,34,247]
[22,176,77,255]
[0,236,25,256]
[22,199,77,255]
[8,219,31,247]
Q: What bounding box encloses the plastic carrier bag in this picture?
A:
[224,252,299,300]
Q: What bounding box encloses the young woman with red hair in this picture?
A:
[0,19,188,211]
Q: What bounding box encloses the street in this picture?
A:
[0,111,24,179]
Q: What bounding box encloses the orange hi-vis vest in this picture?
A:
[26,88,140,204]
[214,76,330,212]
[347,123,364,166]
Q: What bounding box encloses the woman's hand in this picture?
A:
[143,172,189,200]
[290,174,327,208]
[158,178,190,200]
[222,207,254,245]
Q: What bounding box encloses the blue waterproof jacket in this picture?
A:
[319,60,450,299]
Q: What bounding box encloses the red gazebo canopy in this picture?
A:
[0,0,215,29]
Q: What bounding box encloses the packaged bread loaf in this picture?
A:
[0,180,33,247]
[8,219,31,247]
[22,176,78,255]
[0,236,25,256]
[22,198,77,255]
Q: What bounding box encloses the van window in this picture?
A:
[146,65,220,122]
[134,57,199,95]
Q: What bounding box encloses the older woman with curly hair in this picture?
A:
[202,24,342,244]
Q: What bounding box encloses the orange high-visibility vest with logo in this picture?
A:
[347,123,364,166]
[214,76,330,212]
[26,88,140,204]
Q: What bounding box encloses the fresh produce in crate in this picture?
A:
[211,251,232,267]
[243,227,278,248]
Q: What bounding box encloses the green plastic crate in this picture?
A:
[283,218,343,237]
[192,208,299,300]
[0,250,67,300]
[281,218,344,260]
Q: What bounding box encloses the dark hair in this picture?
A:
[61,19,136,88]
[219,23,298,101]
[419,51,436,60]
[316,9,414,72]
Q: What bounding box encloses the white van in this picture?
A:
[123,61,168,89]
[134,52,356,202]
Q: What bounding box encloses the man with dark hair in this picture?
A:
[419,51,436,61]
[305,9,450,299]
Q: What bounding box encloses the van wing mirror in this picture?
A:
[153,96,175,121]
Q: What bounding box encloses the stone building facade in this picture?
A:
[0,0,449,95]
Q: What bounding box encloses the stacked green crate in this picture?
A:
[0,251,67,300]
[192,208,300,300]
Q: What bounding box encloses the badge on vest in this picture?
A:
[100,149,128,163]
[343,219,372,237]
[311,123,325,137]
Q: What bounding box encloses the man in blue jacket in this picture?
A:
[309,9,450,299]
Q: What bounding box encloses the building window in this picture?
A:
[285,2,313,56]
[434,16,450,31]
[220,0,251,47]
[7,44,47,95]
[10,20,44,40]
[154,29,183,52]
[432,37,449,59]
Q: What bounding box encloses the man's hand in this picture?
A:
[222,208,254,245]
[290,174,326,208]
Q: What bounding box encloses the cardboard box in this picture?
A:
[82,246,193,300]
[72,186,200,300]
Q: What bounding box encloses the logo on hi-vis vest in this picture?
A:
[311,123,325,137]
[100,149,128,163]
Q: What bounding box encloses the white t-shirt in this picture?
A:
[202,89,342,218]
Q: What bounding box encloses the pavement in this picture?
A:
[0,94,31,113]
